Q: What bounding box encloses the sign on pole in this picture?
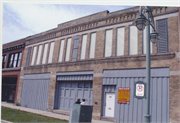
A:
[117,87,130,104]
[134,81,145,99]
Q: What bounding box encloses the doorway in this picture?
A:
[105,92,115,117]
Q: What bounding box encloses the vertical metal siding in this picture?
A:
[102,68,169,123]
[20,74,50,111]
[25,47,32,66]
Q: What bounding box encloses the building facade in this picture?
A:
[14,6,179,123]
[2,39,25,103]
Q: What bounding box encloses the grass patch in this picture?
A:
[1,106,68,123]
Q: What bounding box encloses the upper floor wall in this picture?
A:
[2,39,26,70]
[20,6,179,68]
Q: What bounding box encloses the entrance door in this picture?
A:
[105,93,115,117]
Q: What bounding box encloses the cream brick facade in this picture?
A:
[15,6,180,122]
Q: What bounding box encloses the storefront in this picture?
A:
[102,68,169,122]
[2,77,17,103]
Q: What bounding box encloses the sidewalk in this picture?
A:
[1,102,112,123]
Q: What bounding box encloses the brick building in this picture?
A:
[13,6,180,122]
[2,39,25,103]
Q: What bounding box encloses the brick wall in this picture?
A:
[16,7,180,122]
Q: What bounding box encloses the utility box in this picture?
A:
[69,104,93,123]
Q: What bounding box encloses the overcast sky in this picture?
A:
[2,3,133,44]
[2,0,179,45]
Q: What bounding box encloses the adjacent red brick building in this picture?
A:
[2,38,25,103]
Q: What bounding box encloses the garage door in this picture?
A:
[55,81,93,111]
[20,73,50,111]
[102,68,169,123]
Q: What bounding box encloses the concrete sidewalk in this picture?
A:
[1,102,112,123]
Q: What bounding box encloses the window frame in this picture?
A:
[104,29,113,57]
[7,52,22,68]
[65,37,72,62]
[156,18,169,53]
[2,55,6,68]
[129,25,138,55]
[80,34,88,60]
[42,43,49,64]
[89,32,96,59]
[31,46,37,66]
[116,26,125,56]
[48,41,55,63]
[58,39,65,62]
[143,26,153,54]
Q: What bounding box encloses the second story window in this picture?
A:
[129,26,138,55]
[48,42,55,63]
[2,55,6,68]
[8,52,22,68]
[65,38,72,61]
[105,29,113,57]
[89,33,96,59]
[36,45,43,65]
[117,27,125,56]
[58,40,65,62]
[42,43,49,64]
[143,26,153,54]
[157,19,169,53]
[31,46,37,66]
[80,35,87,60]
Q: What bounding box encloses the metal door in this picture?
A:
[56,81,93,111]
[105,93,115,117]
[20,73,50,111]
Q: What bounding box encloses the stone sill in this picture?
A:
[24,52,175,70]
[2,67,21,72]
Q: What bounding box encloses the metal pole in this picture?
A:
[144,9,151,123]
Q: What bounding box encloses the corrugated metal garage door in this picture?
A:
[20,73,50,111]
[102,68,169,123]
[55,71,93,111]
[55,81,93,111]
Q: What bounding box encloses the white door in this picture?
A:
[105,93,115,117]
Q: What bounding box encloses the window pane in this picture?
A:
[4,55,6,62]
[129,26,138,55]
[13,53,18,67]
[65,38,72,61]
[31,46,37,65]
[89,33,96,59]
[58,40,65,62]
[105,30,113,57]
[42,44,48,64]
[81,35,87,59]
[36,45,42,65]
[18,53,22,60]
[143,26,153,54]
[17,52,22,67]
[9,54,14,67]
[117,27,125,56]
[48,42,55,63]
[10,54,14,61]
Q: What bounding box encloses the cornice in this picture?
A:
[3,43,25,52]
[25,6,179,46]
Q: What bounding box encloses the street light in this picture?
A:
[132,6,161,123]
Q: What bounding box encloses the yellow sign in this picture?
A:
[117,87,130,103]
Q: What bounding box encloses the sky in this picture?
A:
[2,3,133,44]
[2,0,179,45]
